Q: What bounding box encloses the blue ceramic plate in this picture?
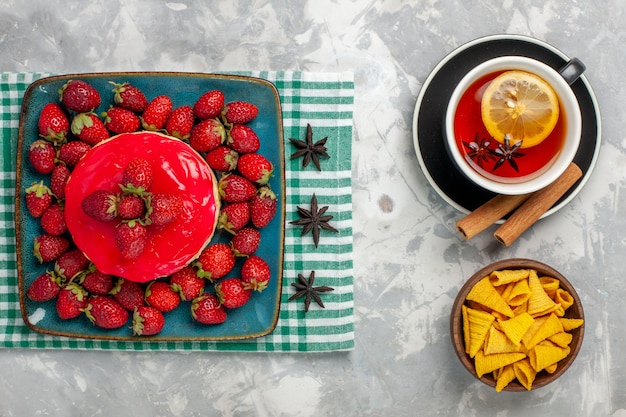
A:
[15,72,285,341]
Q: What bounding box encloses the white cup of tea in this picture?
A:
[444,56,585,195]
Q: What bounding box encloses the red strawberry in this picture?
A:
[81,268,115,295]
[215,278,252,308]
[33,234,70,263]
[111,278,145,311]
[191,293,227,324]
[206,145,238,172]
[132,305,165,336]
[59,80,101,112]
[166,105,194,140]
[141,95,172,131]
[117,194,146,220]
[102,106,141,134]
[193,90,224,120]
[57,140,91,166]
[27,271,61,302]
[38,102,69,144]
[230,227,261,256]
[109,81,148,113]
[218,174,257,203]
[115,222,148,259]
[170,266,204,301]
[56,282,88,320]
[121,157,153,190]
[189,118,225,152]
[54,249,90,282]
[149,193,183,227]
[40,203,67,236]
[241,255,271,292]
[218,202,250,234]
[83,295,129,329]
[50,164,70,200]
[28,139,56,174]
[81,189,118,222]
[222,101,258,124]
[227,124,260,154]
[250,186,278,228]
[71,113,109,146]
[145,281,180,312]
[238,153,274,185]
[195,243,236,281]
[25,181,54,218]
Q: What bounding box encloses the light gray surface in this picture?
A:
[1,1,624,416]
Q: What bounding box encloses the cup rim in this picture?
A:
[444,56,582,195]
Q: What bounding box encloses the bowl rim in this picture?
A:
[449,258,585,391]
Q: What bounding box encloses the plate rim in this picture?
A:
[15,71,286,342]
[411,34,602,219]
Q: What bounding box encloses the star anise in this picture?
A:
[491,134,525,172]
[289,193,338,248]
[289,123,330,171]
[288,270,334,312]
[462,133,495,168]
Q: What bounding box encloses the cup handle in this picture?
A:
[559,57,586,85]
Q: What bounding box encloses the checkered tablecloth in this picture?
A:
[0,71,354,352]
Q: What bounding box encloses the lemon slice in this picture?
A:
[481,70,560,148]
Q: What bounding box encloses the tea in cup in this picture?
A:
[444,56,584,195]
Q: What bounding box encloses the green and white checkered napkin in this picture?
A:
[0,71,354,352]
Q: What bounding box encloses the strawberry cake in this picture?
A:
[64,131,220,282]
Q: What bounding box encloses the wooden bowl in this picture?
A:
[450,258,585,391]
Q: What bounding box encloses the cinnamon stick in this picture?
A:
[494,162,583,247]
[456,193,532,240]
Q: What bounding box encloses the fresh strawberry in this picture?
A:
[117,194,146,220]
[115,222,148,259]
[189,118,225,152]
[27,271,61,302]
[28,139,56,174]
[218,174,257,203]
[33,234,70,263]
[109,81,148,113]
[238,153,274,185]
[145,281,180,312]
[191,293,227,324]
[222,101,258,124]
[57,140,91,166]
[149,193,183,227]
[102,106,141,134]
[215,278,252,309]
[121,157,153,190]
[83,295,129,329]
[25,181,54,218]
[141,95,172,131]
[59,80,101,113]
[50,164,71,200]
[241,255,271,292]
[111,278,145,311]
[40,203,67,236]
[195,243,236,281]
[193,90,224,120]
[132,305,165,336]
[81,268,115,295]
[218,202,250,234]
[206,145,238,172]
[170,266,204,301]
[54,249,90,282]
[227,124,260,154]
[38,102,69,144]
[71,113,109,146]
[250,186,278,228]
[165,105,194,140]
[81,189,118,222]
[56,282,88,320]
[230,227,261,256]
